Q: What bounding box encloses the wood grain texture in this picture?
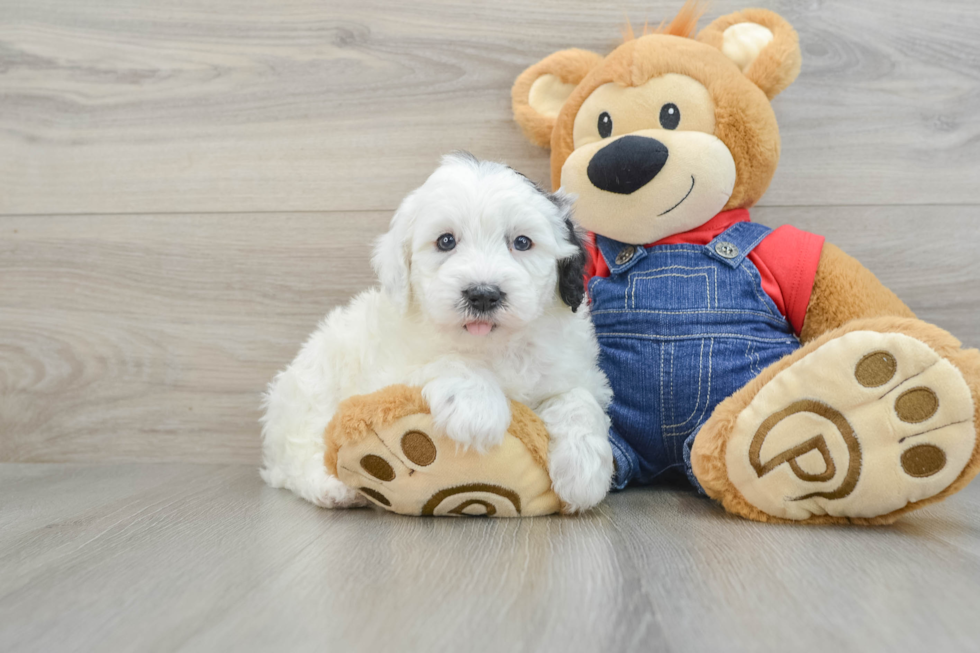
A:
[0,212,385,463]
[2,0,980,214]
[2,207,977,464]
[1,463,979,653]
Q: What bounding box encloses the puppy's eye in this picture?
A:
[436,233,456,251]
[597,112,613,138]
[513,235,533,251]
[659,103,680,130]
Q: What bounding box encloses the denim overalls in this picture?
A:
[589,221,802,490]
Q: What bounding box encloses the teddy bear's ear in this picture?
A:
[697,9,801,100]
[512,49,603,148]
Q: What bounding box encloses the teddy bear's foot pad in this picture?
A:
[726,331,976,521]
[333,409,561,517]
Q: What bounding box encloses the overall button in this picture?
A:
[714,241,739,259]
[615,246,637,265]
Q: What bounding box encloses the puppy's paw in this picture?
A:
[423,377,511,451]
[548,435,614,514]
[301,466,368,509]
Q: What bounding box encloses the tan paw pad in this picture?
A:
[727,331,976,520]
[326,388,561,517]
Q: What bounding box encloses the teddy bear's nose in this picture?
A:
[587,135,669,195]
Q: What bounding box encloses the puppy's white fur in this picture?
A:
[260,154,614,512]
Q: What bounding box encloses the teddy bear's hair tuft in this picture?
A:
[621,0,706,43]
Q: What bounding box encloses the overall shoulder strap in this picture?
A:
[704,221,772,268]
[594,234,648,275]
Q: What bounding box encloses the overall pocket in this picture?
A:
[626,263,718,311]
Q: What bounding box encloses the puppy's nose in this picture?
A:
[587,135,669,195]
[462,285,505,313]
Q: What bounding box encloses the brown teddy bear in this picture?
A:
[510,2,980,524]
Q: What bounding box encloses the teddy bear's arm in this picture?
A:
[799,243,916,344]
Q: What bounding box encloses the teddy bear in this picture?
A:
[509,2,980,524]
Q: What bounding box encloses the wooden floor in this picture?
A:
[3,0,980,650]
[1,463,979,653]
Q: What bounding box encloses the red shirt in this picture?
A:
[585,209,825,335]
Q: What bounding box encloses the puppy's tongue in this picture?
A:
[464,321,493,336]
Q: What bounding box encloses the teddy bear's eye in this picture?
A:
[597,112,613,138]
[660,103,680,130]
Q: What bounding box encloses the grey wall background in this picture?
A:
[2,0,978,463]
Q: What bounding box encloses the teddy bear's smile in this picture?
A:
[658,174,696,216]
[582,134,705,218]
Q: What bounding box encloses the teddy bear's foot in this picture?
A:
[693,321,980,524]
[325,386,562,517]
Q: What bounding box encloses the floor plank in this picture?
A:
[2,0,979,214]
[1,463,978,653]
[1,207,977,464]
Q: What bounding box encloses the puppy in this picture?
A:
[260,153,614,512]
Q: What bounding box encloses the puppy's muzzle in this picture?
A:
[462,284,505,314]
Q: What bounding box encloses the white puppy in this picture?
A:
[260,153,614,512]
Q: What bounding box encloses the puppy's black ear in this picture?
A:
[557,216,587,312]
[516,178,588,311]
